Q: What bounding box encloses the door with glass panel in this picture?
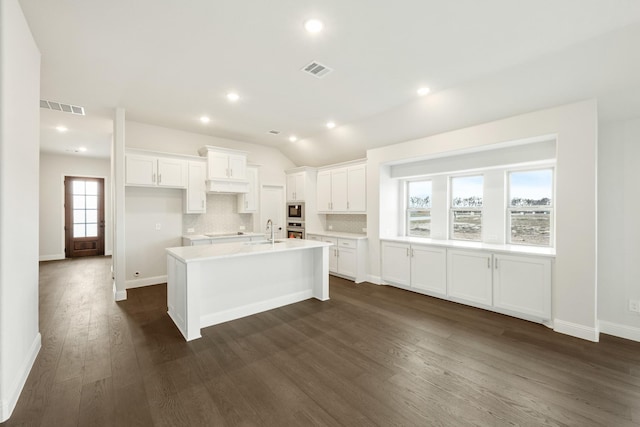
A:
[64,177,105,257]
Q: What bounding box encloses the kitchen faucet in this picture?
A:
[266,219,274,243]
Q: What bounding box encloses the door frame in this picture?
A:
[61,174,108,258]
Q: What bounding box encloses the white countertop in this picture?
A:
[306,231,368,240]
[380,236,555,257]
[183,232,265,241]
[168,238,332,263]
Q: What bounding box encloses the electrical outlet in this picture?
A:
[328,225,333,230]
[629,299,640,313]
[155,223,161,230]
[239,225,246,230]
[187,228,195,233]
[362,228,367,233]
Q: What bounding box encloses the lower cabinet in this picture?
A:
[381,240,552,323]
[307,234,367,283]
[381,242,446,297]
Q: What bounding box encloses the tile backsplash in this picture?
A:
[183,194,253,234]
[325,214,367,234]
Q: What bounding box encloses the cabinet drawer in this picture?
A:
[338,238,356,248]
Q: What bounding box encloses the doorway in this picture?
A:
[64,176,105,257]
[260,185,285,239]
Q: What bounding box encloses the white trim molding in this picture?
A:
[554,319,599,342]
[38,254,65,262]
[126,275,167,289]
[599,320,640,343]
[0,333,41,423]
[113,282,127,301]
[367,274,382,285]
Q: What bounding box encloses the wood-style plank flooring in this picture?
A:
[3,255,640,426]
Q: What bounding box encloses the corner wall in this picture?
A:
[0,0,42,421]
[367,100,598,341]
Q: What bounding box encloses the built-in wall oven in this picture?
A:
[287,202,305,222]
[286,222,305,239]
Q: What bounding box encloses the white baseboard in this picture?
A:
[39,254,65,262]
[367,274,382,285]
[0,332,41,423]
[113,282,127,301]
[125,275,167,289]
[599,320,640,342]
[200,290,313,329]
[105,250,112,256]
[553,319,599,342]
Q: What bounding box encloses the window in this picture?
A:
[508,169,553,246]
[450,175,483,241]
[72,180,99,238]
[407,180,432,237]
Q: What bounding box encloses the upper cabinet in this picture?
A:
[317,162,366,213]
[286,172,306,201]
[184,159,207,214]
[198,146,249,193]
[125,151,187,188]
[237,165,259,213]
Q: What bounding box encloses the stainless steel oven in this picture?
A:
[287,202,305,222]
[286,222,305,239]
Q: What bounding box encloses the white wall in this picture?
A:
[122,121,296,288]
[368,100,598,341]
[39,153,112,260]
[0,0,41,421]
[598,117,640,341]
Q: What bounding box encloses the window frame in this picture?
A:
[449,174,484,242]
[506,167,555,247]
[405,179,432,237]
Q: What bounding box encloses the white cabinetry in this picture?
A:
[306,234,367,283]
[286,172,306,201]
[381,242,446,296]
[184,160,207,214]
[493,254,551,319]
[125,153,186,188]
[447,249,493,306]
[317,163,366,213]
[237,166,259,213]
[198,146,249,193]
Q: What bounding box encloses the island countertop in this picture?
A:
[167,238,333,263]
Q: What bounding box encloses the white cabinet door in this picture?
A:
[347,165,366,212]
[286,172,305,201]
[184,160,206,213]
[306,234,321,241]
[317,171,332,212]
[126,154,157,186]
[238,166,258,213]
[286,174,296,200]
[228,154,247,180]
[157,157,186,188]
[322,237,338,272]
[331,168,349,212]
[207,151,230,179]
[337,246,357,278]
[493,254,551,319]
[411,245,447,296]
[447,249,493,306]
[381,241,411,287]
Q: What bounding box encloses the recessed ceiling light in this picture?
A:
[326,121,336,129]
[304,19,323,33]
[56,125,68,132]
[78,147,87,152]
[289,135,298,142]
[200,116,211,124]
[417,87,431,96]
[226,92,240,102]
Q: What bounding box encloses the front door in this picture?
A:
[64,176,105,257]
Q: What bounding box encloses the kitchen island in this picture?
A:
[166,238,332,341]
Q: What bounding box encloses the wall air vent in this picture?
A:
[301,61,333,79]
[40,99,85,116]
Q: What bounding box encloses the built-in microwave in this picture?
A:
[287,202,305,222]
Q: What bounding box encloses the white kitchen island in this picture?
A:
[166,239,332,341]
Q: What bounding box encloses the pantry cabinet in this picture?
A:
[125,152,186,188]
[317,163,366,213]
[183,160,207,214]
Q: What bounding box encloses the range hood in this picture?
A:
[205,179,249,194]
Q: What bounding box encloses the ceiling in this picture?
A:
[19,0,640,165]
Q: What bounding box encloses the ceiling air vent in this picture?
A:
[268,130,281,135]
[40,99,85,116]
[301,61,333,79]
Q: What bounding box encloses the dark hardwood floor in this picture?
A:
[3,256,640,426]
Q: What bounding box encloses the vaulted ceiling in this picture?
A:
[20,0,640,165]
